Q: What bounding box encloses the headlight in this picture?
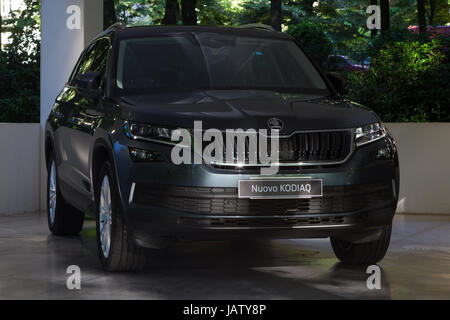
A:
[123,121,176,145]
[355,122,386,147]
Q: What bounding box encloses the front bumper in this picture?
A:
[112,136,399,247]
[127,183,396,247]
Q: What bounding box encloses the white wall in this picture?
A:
[386,123,450,214]
[0,123,40,213]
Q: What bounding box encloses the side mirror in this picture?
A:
[76,71,102,92]
[327,72,348,95]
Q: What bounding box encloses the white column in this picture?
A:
[40,0,103,211]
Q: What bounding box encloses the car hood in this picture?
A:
[118,90,378,134]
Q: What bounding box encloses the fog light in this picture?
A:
[129,148,162,162]
[376,147,392,160]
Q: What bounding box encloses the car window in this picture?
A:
[115,34,329,94]
[116,36,208,91]
[90,38,110,88]
[69,42,98,86]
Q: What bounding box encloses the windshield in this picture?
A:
[115,33,329,95]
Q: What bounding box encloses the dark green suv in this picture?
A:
[45,24,399,271]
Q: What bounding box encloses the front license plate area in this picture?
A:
[238,178,323,199]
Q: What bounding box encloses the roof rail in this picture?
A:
[105,22,126,32]
[91,22,126,41]
[239,23,276,32]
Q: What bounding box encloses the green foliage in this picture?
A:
[116,0,237,26]
[306,0,367,46]
[197,0,235,25]
[235,0,270,25]
[391,0,450,26]
[286,21,332,69]
[115,0,165,25]
[346,39,450,122]
[0,0,40,123]
[430,0,450,25]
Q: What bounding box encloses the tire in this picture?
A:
[47,152,84,235]
[95,161,146,272]
[330,225,392,265]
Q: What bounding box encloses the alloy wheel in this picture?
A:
[48,161,57,224]
[99,176,112,258]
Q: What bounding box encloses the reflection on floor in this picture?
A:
[0,212,448,299]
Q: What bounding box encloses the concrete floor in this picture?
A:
[0,212,449,299]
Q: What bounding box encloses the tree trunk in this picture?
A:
[417,0,426,35]
[270,0,282,31]
[380,0,389,37]
[0,13,2,50]
[370,0,378,38]
[163,0,180,25]
[103,0,116,30]
[181,0,197,25]
[427,0,436,26]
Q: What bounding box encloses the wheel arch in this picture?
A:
[91,138,114,187]
[90,135,129,220]
[90,136,125,205]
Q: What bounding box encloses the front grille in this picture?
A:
[205,130,353,166]
[133,183,393,216]
[290,131,352,162]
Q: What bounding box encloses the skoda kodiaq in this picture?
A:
[45,24,399,271]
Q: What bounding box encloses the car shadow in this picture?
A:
[73,224,391,299]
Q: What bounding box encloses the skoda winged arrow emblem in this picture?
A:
[267,118,284,131]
